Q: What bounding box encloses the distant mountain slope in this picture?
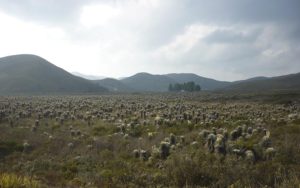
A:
[232,76,268,84]
[223,73,300,91]
[165,73,230,90]
[0,54,107,94]
[72,72,106,80]
[121,72,176,92]
[119,72,230,92]
[2,54,298,94]
[93,78,133,92]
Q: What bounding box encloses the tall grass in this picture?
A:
[0,173,41,188]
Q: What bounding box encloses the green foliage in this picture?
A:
[0,173,41,188]
[235,134,262,150]
[62,161,78,180]
[166,155,215,187]
[0,141,23,158]
[0,94,299,187]
[128,126,143,137]
[168,81,201,92]
[92,124,114,136]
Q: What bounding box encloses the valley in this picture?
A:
[0,92,299,187]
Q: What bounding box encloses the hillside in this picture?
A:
[165,73,230,90]
[222,72,300,91]
[2,54,298,94]
[121,72,176,92]
[93,78,133,92]
[119,72,230,92]
[232,76,268,84]
[0,54,107,94]
[72,72,106,80]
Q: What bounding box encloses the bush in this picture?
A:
[129,126,143,137]
[0,141,23,158]
[166,154,216,187]
[0,173,41,188]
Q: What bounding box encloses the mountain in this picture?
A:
[119,72,230,92]
[222,73,300,91]
[72,72,106,80]
[118,72,300,92]
[121,72,176,92]
[233,76,268,84]
[2,54,298,94]
[0,54,107,94]
[93,78,133,92]
[165,73,230,90]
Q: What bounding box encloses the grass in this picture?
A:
[0,141,23,158]
[0,173,41,188]
[0,93,299,187]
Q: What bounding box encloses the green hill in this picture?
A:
[0,54,107,94]
[121,72,176,92]
[222,73,300,92]
[165,73,230,90]
[119,72,230,92]
[93,78,133,92]
[2,54,297,94]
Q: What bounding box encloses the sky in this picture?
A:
[0,0,299,81]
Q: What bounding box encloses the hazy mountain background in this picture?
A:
[120,73,176,92]
[222,73,300,91]
[93,72,300,92]
[0,54,299,94]
[93,78,134,92]
[72,72,106,80]
[0,54,107,94]
[165,73,231,90]
[117,72,230,92]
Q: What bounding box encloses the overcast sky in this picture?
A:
[0,0,299,81]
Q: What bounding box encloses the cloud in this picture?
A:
[80,3,121,28]
[154,24,218,60]
[0,0,93,25]
[0,0,299,80]
[203,28,260,44]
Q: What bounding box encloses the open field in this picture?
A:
[0,92,300,187]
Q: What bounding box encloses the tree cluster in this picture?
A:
[168,81,201,92]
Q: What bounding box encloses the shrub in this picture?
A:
[0,173,41,188]
[166,155,215,187]
[0,141,23,158]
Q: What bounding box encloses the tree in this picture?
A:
[168,81,201,92]
[168,84,173,91]
[195,84,201,91]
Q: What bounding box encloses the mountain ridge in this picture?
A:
[93,78,134,92]
[102,72,300,92]
[165,73,231,90]
[72,72,106,80]
[222,72,300,92]
[0,54,107,94]
[120,72,176,92]
[0,54,299,94]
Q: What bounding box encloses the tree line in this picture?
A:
[168,81,201,92]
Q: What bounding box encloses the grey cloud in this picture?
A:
[1,0,300,23]
[183,0,300,24]
[126,0,300,50]
[203,29,260,44]
[156,21,300,80]
[0,0,299,45]
[0,0,299,80]
[0,0,100,26]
